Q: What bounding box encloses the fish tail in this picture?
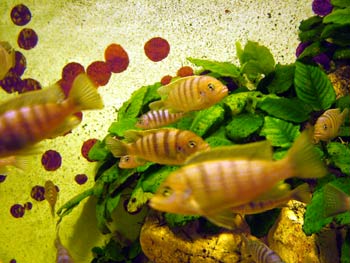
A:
[290,183,312,204]
[12,156,31,170]
[285,129,327,179]
[324,184,350,217]
[149,100,164,110]
[105,136,128,157]
[68,73,104,111]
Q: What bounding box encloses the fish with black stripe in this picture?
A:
[136,109,185,129]
[106,128,209,165]
[149,75,228,113]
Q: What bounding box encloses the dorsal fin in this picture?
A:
[157,76,197,97]
[185,140,273,164]
[124,128,177,142]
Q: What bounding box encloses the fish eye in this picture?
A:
[323,123,328,130]
[188,140,197,148]
[161,186,173,197]
[208,83,215,91]
[122,156,130,162]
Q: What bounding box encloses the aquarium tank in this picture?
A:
[0,0,349,262]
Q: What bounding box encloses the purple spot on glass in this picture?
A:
[75,174,88,185]
[10,204,25,218]
[31,185,45,201]
[41,150,62,171]
[312,0,333,16]
[24,201,33,210]
[10,259,17,263]
[0,174,7,183]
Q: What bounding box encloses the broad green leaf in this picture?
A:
[106,193,122,218]
[205,136,233,147]
[96,198,111,234]
[187,57,240,78]
[331,0,350,7]
[223,91,263,115]
[298,25,324,42]
[299,16,323,31]
[294,62,336,111]
[142,165,179,193]
[142,82,162,106]
[327,142,350,175]
[108,118,138,137]
[236,41,275,75]
[257,95,312,122]
[225,113,264,141]
[266,63,295,94]
[259,116,300,148]
[321,24,350,46]
[88,140,110,161]
[323,7,350,25]
[298,41,327,59]
[189,104,225,137]
[117,86,148,121]
[333,47,350,59]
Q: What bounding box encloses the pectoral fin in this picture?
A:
[206,210,249,231]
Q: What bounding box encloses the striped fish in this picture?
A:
[118,155,147,169]
[55,228,74,263]
[231,183,311,215]
[149,75,228,113]
[0,41,15,80]
[0,73,103,158]
[136,109,185,129]
[106,128,210,165]
[313,108,349,143]
[149,130,327,229]
[44,180,58,217]
[242,235,285,263]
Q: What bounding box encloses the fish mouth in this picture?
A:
[221,86,229,95]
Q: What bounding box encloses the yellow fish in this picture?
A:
[44,180,58,217]
[0,73,103,158]
[135,109,185,129]
[149,130,327,229]
[231,183,311,215]
[313,108,349,143]
[106,128,209,165]
[149,75,228,112]
[323,183,350,217]
[118,155,147,169]
[0,41,15,80]
[241,234,285,263]
[55,227,74,263]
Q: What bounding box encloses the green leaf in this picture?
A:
[142,165,179,193]
[117,86,149,121]
[127,186,153,213]
[96,198,111,234]
[294,62,336,111]
[106,193,122,218]
[164,213,200,227]
[259,116,300,148]
[323,7,350,25]
[225,113,264,141]
[327,142,350,175]
[321,24,350,46]
[88,140,110,161]
[189,104,225,137]
[257,95,312,122]
[236,41,275,75]
[142,82,162,107]
[223,91,263,115]
[205,136,233,147]
[187,57,240,78]
[298,25,324,42]
[108,118,138,137]
[299,15,323,31]
[333,47,350,59]
[266,63,295,94]
[331,0,350,7]
[298,41,327,59]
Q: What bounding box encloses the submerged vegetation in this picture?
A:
[56,1,350,262]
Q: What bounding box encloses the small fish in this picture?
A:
[118,155,147,169]
[0,73,103,158]
[149,130,327,229]
[44,180,58,217]
[313,108,349,143]
[135,109,185,129]
[149,75,228,112]
[323,183,350,217]
[55,228,74,263]
[241,235,285,263]
[0,41,15,80]
[231,183,311,215]
[106,128,210,165]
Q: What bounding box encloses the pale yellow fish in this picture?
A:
[149,130,327,229]
[0,73,103,158]
[55,227,74,263]
[313,108,349,143]
[149,75,228,113]
[44,180,58,217]
[241,234,285,263]
[231,183,311,215]
[323,183,350,217]
[0,41,15,80]
[106,128,210,165]
[118,155,147,169]
[136,109,185,129]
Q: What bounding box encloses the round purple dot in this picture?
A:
[24,201,33,210]
[0,174,7,183]
[10,259,17,263]
[41,150,62,171]
[10,204,25,218]
[30,185,45,201]
[75,174,88,185]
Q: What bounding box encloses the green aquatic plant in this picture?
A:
[57,23,350,262]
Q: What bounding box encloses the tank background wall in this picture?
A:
[0,0,312,262]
